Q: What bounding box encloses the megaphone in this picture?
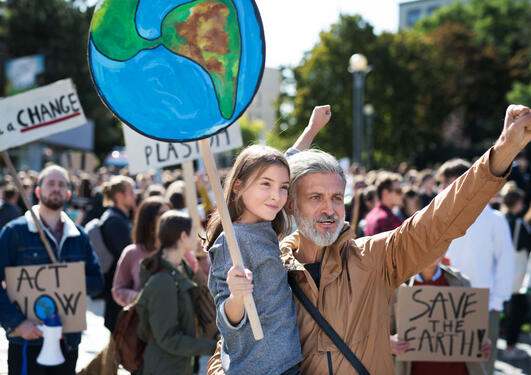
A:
[36,314,65,366]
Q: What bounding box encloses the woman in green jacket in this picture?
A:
[135,210,217,375]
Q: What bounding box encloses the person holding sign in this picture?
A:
[0,165,104,375]
[206,145,303,375]
[207,105,531,374]
[390,256,490,375]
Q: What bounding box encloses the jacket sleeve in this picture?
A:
[80,228,104,297]
[0,226,27,334]
[367,148,508,290]
[112,249,137,307]
[143,274,216,356]
[490,212,515,311]
[101,216,131,259]
[208,237,248,332]
[207,340,226,375]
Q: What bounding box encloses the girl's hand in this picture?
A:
[227,265,253,299]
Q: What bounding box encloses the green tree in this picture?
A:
[507,82,531,106]
[0,0,122,161]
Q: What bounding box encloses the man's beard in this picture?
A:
[293,204,343,247]
[40,193,66,211]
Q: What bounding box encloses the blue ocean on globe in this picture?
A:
[89,0,265,142]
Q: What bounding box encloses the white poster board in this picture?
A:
[123,123,243,174]
[0,79,87,152]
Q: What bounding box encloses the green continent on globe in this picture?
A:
[90,0,242,120]
[90,0,158,61]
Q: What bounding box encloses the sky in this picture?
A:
[84,0,404,68]
[254,0,403,68]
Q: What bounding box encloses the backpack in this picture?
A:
[112,302,146,372]
[85,218,114,274]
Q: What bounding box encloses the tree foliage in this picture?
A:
[0,0,122,161]
[271,0,531,167]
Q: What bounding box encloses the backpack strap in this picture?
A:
[288,275,370,375]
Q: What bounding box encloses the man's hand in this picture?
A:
[491,105,531,176]
[291,105,332,151]
[12,320,43,340]
[308,105,332,134]
[390,334,410,355]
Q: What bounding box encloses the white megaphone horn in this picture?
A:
[36,314,65,366]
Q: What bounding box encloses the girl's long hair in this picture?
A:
[205,145,290,250]
[143,210,192,280]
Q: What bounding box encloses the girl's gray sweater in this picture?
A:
[208,221,302,375]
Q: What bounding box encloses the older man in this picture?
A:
[0,165,104,375]
[208,105,531,375]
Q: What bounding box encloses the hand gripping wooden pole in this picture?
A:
[198,139,264,340]
[1,151,58,263]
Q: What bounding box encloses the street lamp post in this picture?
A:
[348,53,369,166]
[364,104,375,170]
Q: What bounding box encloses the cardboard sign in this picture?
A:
[0,79,87,152]
[5,262,87,333]
[396,286,489,362]
[124,123,243,174]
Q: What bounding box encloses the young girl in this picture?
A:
[135,210,217,375]
[206,145,302,375]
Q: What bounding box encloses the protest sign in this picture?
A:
[396,286,489,362]
[5,262,87,333]
[123,123,243,174]
[0,79,86,152]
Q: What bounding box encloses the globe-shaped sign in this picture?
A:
[88,0,265,141]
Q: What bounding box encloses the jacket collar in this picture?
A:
[24,205,80,238]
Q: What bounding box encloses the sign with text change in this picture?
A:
[0,79,87,152]
[396,286,489,362]
[5,262,87,333]
[124,123,243,174]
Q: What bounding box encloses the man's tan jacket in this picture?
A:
[207,149,507,375]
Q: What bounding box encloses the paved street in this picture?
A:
[0,298,529,374]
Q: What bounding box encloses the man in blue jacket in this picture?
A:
[0,165,104,375]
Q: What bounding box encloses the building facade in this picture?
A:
[244,67,281,131]
[399,0,464,29]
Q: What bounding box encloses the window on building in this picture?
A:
[406,9,422,27]
[427,6,439,15]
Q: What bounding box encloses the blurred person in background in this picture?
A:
[0,184,21,229]
[112,196,171,307]
[402,187,423,219]
[364,172,404,236]
[442,159,514,374]
[99,176,136,332]
[508,152,531,209]
[500,184,531,360]
[417,170,438,208]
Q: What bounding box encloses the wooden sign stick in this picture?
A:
[1,151,58,263]
[198,139,264,340]
[182,160,202,237]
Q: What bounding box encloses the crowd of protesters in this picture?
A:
[1,131,530,374]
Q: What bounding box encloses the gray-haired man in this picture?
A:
[208,105,531,374]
